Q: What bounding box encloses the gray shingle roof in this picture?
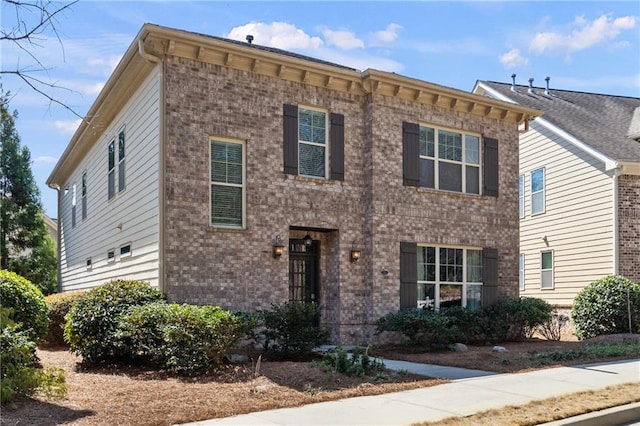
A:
[480,81,640,162]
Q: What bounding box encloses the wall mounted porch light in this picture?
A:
[350,241,362,263]
[303,233,313,248]
[273,234,285,258]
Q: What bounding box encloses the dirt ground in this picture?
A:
[2,334,638,426]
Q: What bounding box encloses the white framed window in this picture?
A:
[107,139,115,200]
[71,182,77,228]
[417,246,483,310]
[86,258,92,270]
[531,168,545,215]
[298,106,328,178]
[118,128,126,193]
[210,137,245,228]
[519,174,525,218]
[107,250,115,263]
[81,171,87,220]
[120,243,132,258]
[419,125,481,194]
[541,250,554,289]
[519,254,525,291]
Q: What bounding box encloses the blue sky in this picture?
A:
[2,0,639,217]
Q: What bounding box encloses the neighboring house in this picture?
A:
[46,24,540,343]
[474,79,640,308]
[43,215,58,245]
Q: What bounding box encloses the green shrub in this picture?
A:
[440,306,488,343]
[321,345,385,377]
[0,270,49,342]
[537,310,570,341]
[483,297,553,342]
[571,275,640,340]
[43,291,85,346]
[64,280,164,362]
[261,301,329,357]
[0,323,66,404]
[375,309,458,347]
[117,302,245,374]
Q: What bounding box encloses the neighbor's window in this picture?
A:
[298,107,327,178]
[541,250,554,289]
[107,250,115,262]
[120,243,131,257]
[519,174,525,218]
[519,254,525,291]
[108,140,115,200]
[210,138,245,228]
[417,246,483,310]
[71,182,77,228]
[419,125,481,194]
[81,171,87,220]
[531,168,545,215]
[118,129,126,192]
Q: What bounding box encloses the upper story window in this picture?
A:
[403,121,498,196]
[210,138,245,228]
[531,168,545,215]
[81,171,87,220]
[108,140,115,200]
[71,182,77,228]
[283,104,344,181]
[519,174,525,218]
[118,129,126,192]
[298,107,327,178]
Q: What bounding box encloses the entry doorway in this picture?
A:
[288,238,320,304]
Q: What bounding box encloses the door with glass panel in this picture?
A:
[288,239,319,304]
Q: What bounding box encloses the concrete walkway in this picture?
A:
[181,359,640,426]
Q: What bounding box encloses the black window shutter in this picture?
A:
[330,113,344,181]
[482,247,499,307]
[402,122,420,187]
[400,241,418,309]
[483,137,499,197]
[283,104,298,175]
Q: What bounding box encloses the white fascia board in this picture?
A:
[474,82,618,171]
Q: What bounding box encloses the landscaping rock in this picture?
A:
[448,343,468,352]
[492,346,508,353]
[224,354,249,364]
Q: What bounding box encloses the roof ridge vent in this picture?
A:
[528,78,535,95]
[510,74,517,92]
[544,76,551,96]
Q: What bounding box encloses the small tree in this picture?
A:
[0,89,57,295]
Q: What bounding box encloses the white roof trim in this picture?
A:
[474,81,618,171]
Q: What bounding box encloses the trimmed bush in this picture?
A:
[483,297,553,342]
[64,280,164,362]
[43,291,85,346]
[321,345,385,377]
[0,270,49,342]
[375,309,458,347]
[261,301,329,357]
[117,302,245,374]
[537,310,570,341]
[572,275,640,340]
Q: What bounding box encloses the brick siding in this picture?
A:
[619,174,640,283]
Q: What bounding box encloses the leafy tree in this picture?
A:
[0,89,57,294]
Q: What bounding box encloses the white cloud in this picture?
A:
[530,14,637,55]
[412,38,490,55]
[33,156,59,165]
[499,48,528,68]
[54,119,82,135]
[372,23,403,44]
[321,28,364,50]
[226,22,323,50]
[86,55,122,77]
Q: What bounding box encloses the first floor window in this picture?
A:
[417,246,483,310]
[541,250,554,289]
[210,138,245,228]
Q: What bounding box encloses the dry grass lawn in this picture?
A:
[2,334,639,425]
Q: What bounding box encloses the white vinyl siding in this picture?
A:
[519,254,525,291]
[58,67,162,292]
[519,121,615,306]
[519,174,525,218]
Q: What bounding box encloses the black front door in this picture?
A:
[288,239,319,303]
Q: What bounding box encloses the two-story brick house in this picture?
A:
[47,24,540,343]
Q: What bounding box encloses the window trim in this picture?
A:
[417,244,483,310]
[519,253,525,291]
[418,123,482,194]
[531,167,545,215]
[540,250,554,290]
[518,174,525,218]
[298,105,329,179]
[120,243,132,258]
[209,136,246,229]
[107,249,115,263]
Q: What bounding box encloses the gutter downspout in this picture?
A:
[138,40,161,64]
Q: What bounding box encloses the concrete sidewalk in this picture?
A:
[181,359,639,426]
